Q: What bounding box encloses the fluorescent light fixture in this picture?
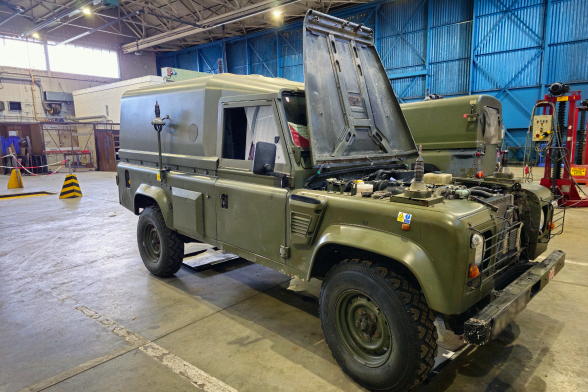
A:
[82,7,91,15]
[32,32,40,38]
[272,10,282,17]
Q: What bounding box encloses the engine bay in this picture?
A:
[304,164,510,202]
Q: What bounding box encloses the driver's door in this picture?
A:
[215,100,290,262]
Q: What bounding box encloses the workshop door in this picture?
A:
[95,130,116,171]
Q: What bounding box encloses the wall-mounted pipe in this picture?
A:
[0,0,24,28]
[0,74,51,113]
[65,115,109,123]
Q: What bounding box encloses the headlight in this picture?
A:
[539,211,545,230]
[471,233,484,267]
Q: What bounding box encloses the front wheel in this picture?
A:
[137,205,184,277]
[319,259,437,391]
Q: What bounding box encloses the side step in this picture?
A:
[182,247,240,270]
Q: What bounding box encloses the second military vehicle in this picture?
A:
[401,95,504,179]
[117,10,565,392]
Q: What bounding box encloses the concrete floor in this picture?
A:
[1,170,588,392]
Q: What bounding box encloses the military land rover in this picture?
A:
[117,11,565,392]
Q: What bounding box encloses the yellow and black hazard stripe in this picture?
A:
[59,174,82,199]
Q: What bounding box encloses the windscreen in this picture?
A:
[282,93,310,149]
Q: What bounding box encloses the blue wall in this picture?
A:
[156,0,588,146]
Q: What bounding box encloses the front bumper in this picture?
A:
[464,249,565,345]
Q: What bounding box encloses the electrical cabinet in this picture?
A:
[532,115,553,142]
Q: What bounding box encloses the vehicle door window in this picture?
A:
[282,94,309,149]
[222,105,286,164]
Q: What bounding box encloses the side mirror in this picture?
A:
[252,142,277,175]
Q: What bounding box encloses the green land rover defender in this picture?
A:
[117,10,565,392]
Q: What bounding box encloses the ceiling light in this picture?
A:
[32,32,40,39]
[272,10,282,17]
[82,7,91,15]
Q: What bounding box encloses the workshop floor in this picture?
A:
[1,170,587,392]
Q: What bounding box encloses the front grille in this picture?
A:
[291,212,312,237]
[470,194,521,288]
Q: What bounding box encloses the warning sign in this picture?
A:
[288,122,310,148]
[571,167,586,177]
[397,212,412,224]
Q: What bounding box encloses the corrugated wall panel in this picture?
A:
[177,50,198,71]
[475,5,545,55]
[199,45,222,73]
[227,40,247,75]
[248,33,278,77]
[379,32,427,71]
[377,0,427,100]
[477,0,545,16]
[474,48,542,90]
[429,59,470,94]
[391,76,426,99]
[279,29,303,82]
[428,0,473,96]
[430,22,472,63]
[549,41,588,83]
[431,0,473,27]
[378,0,427,37]
[550,0,588,44]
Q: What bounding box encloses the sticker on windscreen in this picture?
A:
[288,122,310,148]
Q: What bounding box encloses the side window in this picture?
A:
[222,105,286,164]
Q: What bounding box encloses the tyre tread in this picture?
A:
[139,206,184,277]
[319,259,438,391]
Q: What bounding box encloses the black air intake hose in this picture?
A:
[343,179,355,192]
[471,186,501,193]
[470,189,495,198]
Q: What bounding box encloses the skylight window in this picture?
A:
[48,44,119,78]
[0,38,46,70]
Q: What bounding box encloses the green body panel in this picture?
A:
[118,74,555,317]
[119,73,303,172]
[401,95,502,177]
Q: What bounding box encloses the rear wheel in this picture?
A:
[319,259,437,391]
[137,206,184,277]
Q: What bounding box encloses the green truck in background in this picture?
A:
[117,11,565,392]
[402,94,504,179]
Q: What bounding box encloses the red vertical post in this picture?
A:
[563,93,580,179]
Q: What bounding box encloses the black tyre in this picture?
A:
[319,259,438,391]
[137,205,184,277]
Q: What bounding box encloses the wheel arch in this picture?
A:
[134,184,174,228]
[308,225,453,314]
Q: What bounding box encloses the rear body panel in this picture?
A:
[402,95,502,177]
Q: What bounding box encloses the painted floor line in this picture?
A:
[75,306,238,392]
[17,346,140,392]
[565,260,588,266]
